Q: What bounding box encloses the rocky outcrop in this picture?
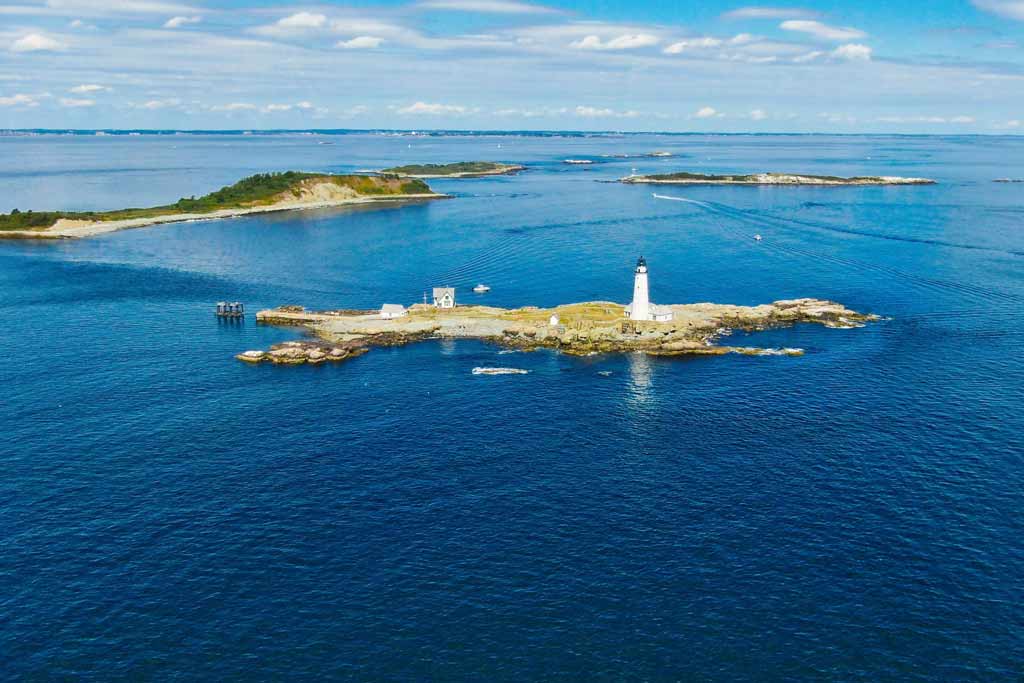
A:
[236,340,367,365]
[240,298,878,366]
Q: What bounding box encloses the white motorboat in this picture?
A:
[472,367,529,375]
[473,284,491,293]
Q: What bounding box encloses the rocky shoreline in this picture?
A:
[379,162,525,178]
[621,172,935,186]
[239,299,878,366]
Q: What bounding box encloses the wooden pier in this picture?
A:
[216,301,245,318]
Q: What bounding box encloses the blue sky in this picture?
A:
[1,0,1022,132]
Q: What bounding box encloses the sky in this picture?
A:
[0,0,1023,132]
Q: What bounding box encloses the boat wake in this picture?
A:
[669,196,1023,308]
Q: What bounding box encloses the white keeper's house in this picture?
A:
[433,287,456,309]
[625,256,674,322]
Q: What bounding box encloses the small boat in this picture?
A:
[754,234,763,241]
[473,367,529,375]
[473,284,491,293]
[563,159,594,165]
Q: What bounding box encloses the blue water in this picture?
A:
[2,132,1023,681]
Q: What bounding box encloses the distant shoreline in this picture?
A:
[621,172,935,186]
[2,129,1023,139]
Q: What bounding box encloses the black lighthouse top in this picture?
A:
[636,256,647,269]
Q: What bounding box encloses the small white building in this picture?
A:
[549,314,560,326]
[625,256,674,323]
[380,303,407,319]
[433,287,456,309]
[649,304,674,323]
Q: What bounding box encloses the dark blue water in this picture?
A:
[2,133,1023,681]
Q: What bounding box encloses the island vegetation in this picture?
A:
[0,171,440,238]
[621,171,935,185]
[379,161,525,178]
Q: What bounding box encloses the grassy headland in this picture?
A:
[0,172,437,236]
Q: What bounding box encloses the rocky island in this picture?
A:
[238,298,878,366]
[0,171,443,239]
[620,171,935,186]
[379,161,525,178]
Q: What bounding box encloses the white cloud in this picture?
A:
[0,0,201,17]
[163,15,200,28]
[780,20,866,41]
[397,101,469,114]
[663,37,722,54]
[70,83,107,93]
[0,93,39,106]
[876,115,975,124]
[59,97,94,107]
[493,106,568,117]
[749,108,768,120]
[792,50,823,63]
[694,106,718,119]
[1000,119,1022,128]
[263,103,292,112]
[46,0,201,14]
[569,33,659,50]
[417,0,559,13]
[211,102,258,111]
[831,43,872,61]
[574,105,638,118]
[254,12,327,36]
[336,35,383,49]
[972,1,1024,20]
[279,12,326,29]
[137,98,180,109]
[819,112,857,124]
[723,6,819,20]
[10,33,65,52]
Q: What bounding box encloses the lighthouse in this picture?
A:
[626,256,674,323]
[629,256,651,321]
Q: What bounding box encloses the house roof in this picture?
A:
[650,304,674,316]
[380,303,406,313]
[433,287,455,298]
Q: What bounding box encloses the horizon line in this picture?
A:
[2,128,1023,138]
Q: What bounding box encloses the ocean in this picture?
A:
[1,132,1022,680]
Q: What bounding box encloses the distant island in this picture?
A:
[620,171,935,186]
[239,298,878,366]
[379,161,525,178]
[0,171,442,240]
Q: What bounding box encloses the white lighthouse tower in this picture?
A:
[629,256,651,321]
[627,256,674,323]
